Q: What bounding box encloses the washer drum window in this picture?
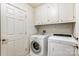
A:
[31,41,41,54]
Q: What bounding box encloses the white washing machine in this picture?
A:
[30,35,49,56]
[48,34,78,56]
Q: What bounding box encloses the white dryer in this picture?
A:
[30,35,49,56]
[48,34,77,56]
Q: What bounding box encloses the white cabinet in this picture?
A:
[47,4,59,24]
[35,6,41,25]
[75,4,79,20]
[74,4,79,56]
[35,4,48,25]
[74,4,79,38]
[59,3,75,23]
[35,3,75,25]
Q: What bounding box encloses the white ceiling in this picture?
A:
[28,3,44,8]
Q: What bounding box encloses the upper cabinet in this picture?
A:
[35,3,75,25]
[35,4,48,25]
[74,4,79,55]
[74,4,79,38]
[47,4,59,24]
[59,3,75,23]
[75,4,79,19]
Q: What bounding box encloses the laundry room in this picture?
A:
[0,3,79,56]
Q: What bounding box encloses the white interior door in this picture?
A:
[1,3,27,56]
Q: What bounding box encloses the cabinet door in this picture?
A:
[75,4,79,20]
[47,4,59,24]
[59,3,74,23]
[75,4,79,38]
[75,4,79,55]
[35,4,48,25]
[35,6,41,25]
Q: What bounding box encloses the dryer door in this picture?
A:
[31,41,41,54]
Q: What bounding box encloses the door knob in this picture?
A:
[2,39,6,42]
[2,39,7,44]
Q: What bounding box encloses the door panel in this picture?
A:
[6,4,15,15]
[14,20,25,34]
[7,17,15,35]
[15,8,25,20]
[18,21,25,34]
[7,41,15,56]
[15,36,26,56]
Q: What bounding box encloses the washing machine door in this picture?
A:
[31,41,41,54]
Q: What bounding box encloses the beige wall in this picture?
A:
[0,4,1,55]
[36,23,74,35]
